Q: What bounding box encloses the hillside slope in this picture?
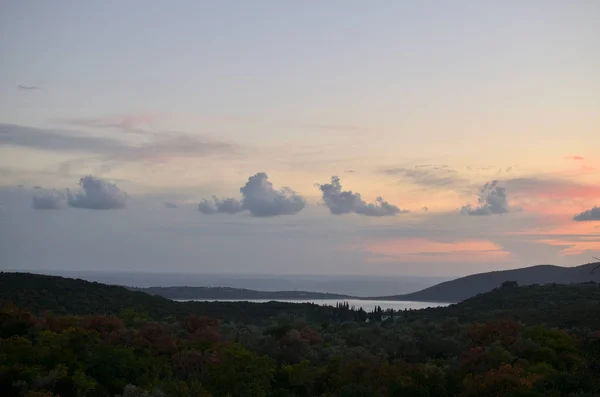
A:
[378,262,600,302]
[413,281,600,328]
[0,272,346,324]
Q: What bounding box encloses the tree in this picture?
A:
[501,281,519,289]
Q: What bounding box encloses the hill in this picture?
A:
[413,281,600,328]
[3,271,600,328]
[0,272,350,325]
[377,261,600,302]
[132,285,352,300]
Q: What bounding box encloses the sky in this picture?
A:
[0,1,599,277]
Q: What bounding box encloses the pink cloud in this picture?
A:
[565,155,585,160]
[352,238,511,264]
[506,178,600,215]
[536,239,600,256]
[506,219,600,238]
[508,178,600,200]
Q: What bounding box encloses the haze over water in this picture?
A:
[22,270,451,297]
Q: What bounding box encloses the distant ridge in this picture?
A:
[131,285,353,300]
[374,262,600,303]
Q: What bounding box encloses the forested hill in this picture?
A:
[0,272,347,324]
[416,281,600,329]
[131,285,352,300]
[3,271,600,328]
[376,262,600,302]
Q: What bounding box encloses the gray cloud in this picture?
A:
[198,197,244,215]
[199,173,305,217]
[68,176,128,210]
[356,197,405,217]
[415,164,448,169]
[573,207,600,222]
[241,173,305,217]
[383,166,465,189]
[0,123,126,154]
[18,85,41,90]
[461,180,509,216]
[32,188,66,210]
[318,176,406,217]
[422,206,429,212]
[164,201,179,209]
[0,123,238,162]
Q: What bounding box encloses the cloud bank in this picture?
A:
[318,176,405,216]
[0,123,238,163]
[573,207,600,222]
[68,176,128,210]
[32,188,66,210]
[199,173,305,217]
[461,180,509,216]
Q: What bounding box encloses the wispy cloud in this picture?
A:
[382,165,467,190]
[297,123,367,132]
[536,238,600,256]
[0,123,239,163]
[505,178,600,199]
[0,123,129,154]
[565,155,584,160]
[55,113,160,135]
[18,85,41,90]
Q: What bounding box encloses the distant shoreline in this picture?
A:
[132,285,459,304]
[172,298,451,312]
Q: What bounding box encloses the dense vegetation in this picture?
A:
[2,272,600,396]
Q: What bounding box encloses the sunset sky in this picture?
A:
[1,1,599,276]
